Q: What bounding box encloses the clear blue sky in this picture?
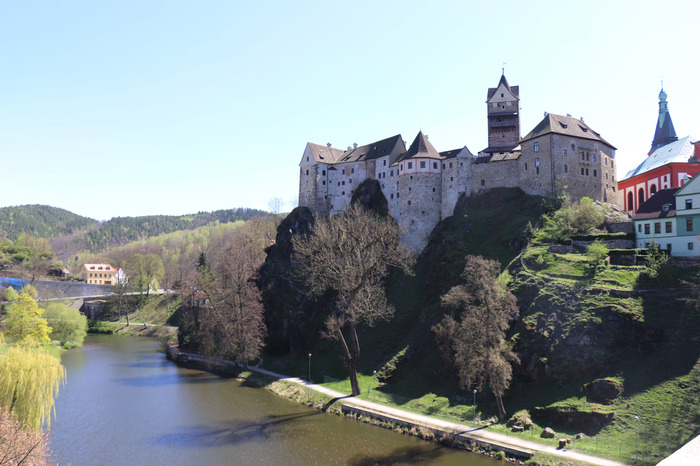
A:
[1,0,698,220]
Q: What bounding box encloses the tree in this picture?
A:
[587,239,609,273]
[182,223,268,365]
[42,302,88,347]
[433,256,519,419]
[0,405,51,465]
[127,253,164,297]
[3,286,19,302]
[3,293,51,345]
[292,204,412,396]
[0,344,65,430]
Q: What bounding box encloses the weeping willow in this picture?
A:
[0,343,66,430]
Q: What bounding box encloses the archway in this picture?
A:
[627,191,634,211]
[638,188,645,206]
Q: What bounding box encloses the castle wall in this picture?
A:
[441,153,472,218]
[471,158,520,195]
[396,166,442,251]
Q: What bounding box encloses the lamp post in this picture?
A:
[634,415,639,460]
[473,389,477,423]
[308,353,312,383]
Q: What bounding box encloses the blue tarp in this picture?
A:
[0,277,30,290]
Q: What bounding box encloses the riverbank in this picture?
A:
[167,347,626,466]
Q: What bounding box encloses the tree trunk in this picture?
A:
[349,322,361,396]
[495,393,507,419]
[336,325,361,396]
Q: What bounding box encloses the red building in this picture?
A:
[619,89,700,213]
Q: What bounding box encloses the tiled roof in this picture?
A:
[307,143,345,163]
[621,136,695,181]
[633,188,678,220]
[521,113,615,149]
[397,131,441,161]
[337,134,404,163]
[481,144,521,154]
[440,147,473,159]
[474,152,521,164]
[82,263,115,272]
[487,74,519,99]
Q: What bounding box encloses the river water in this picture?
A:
[50,335,498,465]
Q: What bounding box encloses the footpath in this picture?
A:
[169,348,626,466]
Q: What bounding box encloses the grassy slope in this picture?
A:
[260,188,700,464]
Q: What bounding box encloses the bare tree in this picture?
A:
[433,255,519,419]
[268,197,284,215]
[292,204,412,396]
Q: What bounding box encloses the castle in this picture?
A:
[299,74,619,250]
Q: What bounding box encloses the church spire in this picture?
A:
[649,87,678,154]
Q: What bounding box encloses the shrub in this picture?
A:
[586,240,609,264]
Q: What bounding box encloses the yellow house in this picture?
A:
[80,263,116,285]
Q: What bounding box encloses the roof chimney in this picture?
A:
[353,142,357,149]
[327,142,332,148]
[347,146,351,151]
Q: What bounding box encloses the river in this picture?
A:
[50,335,498,465]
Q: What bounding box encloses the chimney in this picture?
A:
[347,146,351,151]
[353,142,357,149]
[327,142,332,148]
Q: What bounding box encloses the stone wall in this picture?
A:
[35,280,113,300]
[396,170,442,251]
[471,158,520,195]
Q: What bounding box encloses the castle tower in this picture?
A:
[649,87,678,154]
[485,73,520,151]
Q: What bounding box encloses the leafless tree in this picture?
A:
[292,204,412,395]
[433,255,519,419]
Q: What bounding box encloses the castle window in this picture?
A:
[322,170,326,175]
[450,177,453,181]
[322,181,326,185]
[645,224,650,234]
[342,169,345,175]
[611,160,614,168]
[525,163,527,170]
[571,144,575,151]
[408,188,411,192]
[383,160,387,166]
[342,191,345,195]
[432,188,435,192]
[534,142,539,152]
[337,182,340,186]
[650,184,656,194]
[390,194,394,199]
[408,162,413,169]
[535,158,540,167]
[449,162,453,168]
[442,164,445,169]
[390,170,393,176]
[352,168,355,174]
[433,162,438,169]
[481,179,485,186]
[586,168,589,176]
[306,170,309,175]
[564,165,568,173]
[408,201,411,206]
[592,154,597,163]
[501,93,504,97]
[581,152,585,161]
[397,193,399,198]
[593,170,597,177]
[420,161,426,169]
[655,222,661,234]
[536,167,540,175]
[666,221,672,233]
[689,242,694,251]
[605,158,608,165]
[410,176,413,180]
[342,181,345,185]
[606,173,608,180]
[581,168,585,175]
[563,149,567,157]
[687,218,693,232]
[686,199,693,209]
[349,179,352,183]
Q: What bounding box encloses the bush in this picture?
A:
[587,240,609,264]
[87,320,116,334]
[42,303,88,347]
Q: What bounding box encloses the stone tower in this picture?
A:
[485,73,520,150]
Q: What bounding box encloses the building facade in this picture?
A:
[619,89,700,213]
[299,74,618,250]
[80,263,116,285]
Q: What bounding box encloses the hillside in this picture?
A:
[259,188,700,464]
[0,205,96,241]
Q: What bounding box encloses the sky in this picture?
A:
[1,0,698,221]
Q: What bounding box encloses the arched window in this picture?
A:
[650,184,657,195]
[627,192,634,211]
[638,188,645,206]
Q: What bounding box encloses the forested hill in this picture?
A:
[76,208,269,252]
[0,205,97,240]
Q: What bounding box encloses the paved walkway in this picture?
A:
[248,365,628,466]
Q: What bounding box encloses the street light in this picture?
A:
[473,389,477,423]
[634,415,639,460]
[308,353,312,383]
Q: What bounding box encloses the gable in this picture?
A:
[487,82,518,103]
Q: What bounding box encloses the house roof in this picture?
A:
[633,188,679,220]
[621,136,696,181]
[480,144,521,154]
[397,131,441,161]
[520,113,616,150]
[81,263,115,272]
[487,74,519,100]
[440,147,473,159]
[675,173,700,197]
[474,151,521,164]
[649,88,678,154]
[337,134,404,163]
[306,143,345,164]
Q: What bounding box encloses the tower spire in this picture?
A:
[649,86,678,154]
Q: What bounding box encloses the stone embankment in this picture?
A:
[167,347,626,466]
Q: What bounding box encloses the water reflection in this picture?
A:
[51,335,499,465]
